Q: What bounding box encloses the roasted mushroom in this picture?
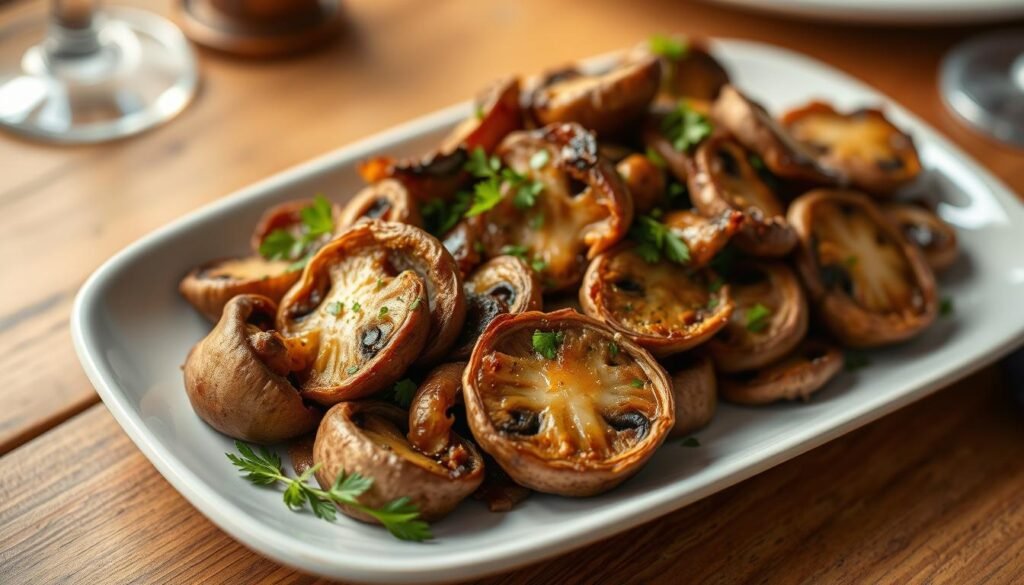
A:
[665,353,717,437]
[527,56,660,138]
[451,256,543,359]
[407,362,467,457]
[580,244,733,356]
[632,35,730,104]
[711,85,835,184]
[179,256,299,322]
[882,202,958,273]
[314,401,484,522]
[640,99,714,186]
[467,123,633,291]
[616,153,666,214]
[662,208,744,268]
[250,197,340,256]
[788,189,938,347]
[358,148,470,203]
[689,133,797,257]
[719,339,842,405]
[440,76,523,154]
[463,309,674,496]
[707,261,808,373]
[183,295,320,443]
[276,223,441,403]
[337,179,423,229]
[783,103,921,196]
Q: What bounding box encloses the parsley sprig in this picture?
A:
[259,195,335,271]
[464,147,544,216]
[745,303,772,332]
[421,191,470,236]
[390,378,418,409]
[630,215,690,264]
[649,34,689,61]
[532,330,565,360]
[661,101,713,152]
[226,441,432,542]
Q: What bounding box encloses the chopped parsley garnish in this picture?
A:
[410,297,423,310]
[378,306,389,317]
[421,191,470,236]
[745,303,772,332]
[661,101,713,152]
[474,105,485,120]
[645,146,667,169]
[680,436,701,448]
[631,378,644,388]
[630,215,690,264]
[375,277,384,289]
[708,277,724,293]
[940,296,955,317]
[608,341,619,358]
[464,147,545,215]
[259,195,335,262]
[325,301,343,316]
[667,181,688,205]
[844,351,870,371]
[706,296,720,310]
[351,301,361,312]
[531,259,548,273]
[532,330,565,360]
[466,178,504,216]
[648,34,688,61]
[346,365,359,375]
[501,244,529,258]
[391,378,418,409]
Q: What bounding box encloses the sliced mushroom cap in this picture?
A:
[711,85,836,184]
[179,256,299,322]
[665,352,717,437]
[440,76,523,154]
[463,309,674,496]
[788,189,938,347]
[783,102,921,196]
[250,198,340,255]
[640,100,710,185]
[469,123,633,291]
[662,208,744,268]
[276,223,435,403]
[358,148,470,203]
[719,339,842,405]
[882,202,958,273]
[183,295,320,443]
[630,36,730,103]
[314,401,484,523]
[707,261,809,372]
[688,133,797,257]
[337,179,423,229]
[616,153,666,214]
[580,244,733,357]
[451,256,543,359]
[527,56,660,138]
[407,362,467,457]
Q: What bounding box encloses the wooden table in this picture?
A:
[1,0,1022,582]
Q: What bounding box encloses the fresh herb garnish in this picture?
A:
[501,244,529,258]
[532,330,565,360]
[391,378,418,409]
[631,378,644,388]
[648,34,688,61]
[940,296,955,317]
[421,191,471,236]
[708,277,724,293]
[379,306,389,317]
[474,104,485,120]
[706,296,720,310]
[226,442,431,541]
[531,259,548,273]
[464,147,544,215]
[746,303,772,332]
[661,101,713,152]
[259,195,335,262]
[630,215,690,264]
[844,351,870,371]
[326,301,343,316]
[410,297,423,310]
[608,341,619,358]
[666,181,688,204]
[351,301,361,312]
[346,365,359,375]
[680,436,700,448]
[645,146,667,169]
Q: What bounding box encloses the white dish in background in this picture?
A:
[71,39,1024,583]
[704,0,1024,24]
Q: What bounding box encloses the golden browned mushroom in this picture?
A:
[631,35,730,104]
[707,261,809,373]
[463,309,674,496]
[183,294,320,443]
[451,256,543,359]
[882,202,958,273]
[527,56,660,138]
[665,352,717,437]
[314,401,484,523]
[179,256,299,322]
[580,244,733,357]
[440,76,523,154]
[688,133,797,257]
[788,189,938,347]
[407,362,467,457]
[276,223,438,404]
[337,179,423,229]
[250,197,340,256]
[719,339,843,405]
[711,85,835,184]
[465,123,633,291]
[616,153,666,214]
[358,148,470,204]
[783,102,921,196]
[662,208,744,268]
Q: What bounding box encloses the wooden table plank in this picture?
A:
[2,368,1022,584]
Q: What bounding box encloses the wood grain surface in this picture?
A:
[0,0,1022,582]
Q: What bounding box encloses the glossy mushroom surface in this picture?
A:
[358,148,470,203]
[688,133,797,257]
[183,295,320,443]
[337,179,423,229]
[276,223,437,403]
[580,245,733,356]
[440,76,523,154]
[527,56,660,137]
[666,353,717,437]
[407,361,467,457]
[719,339,843,405]
[882,202,958,273]
[707,261,809,373]
[784,103,921,196]
[463,309,674,496]
[179,256,299,322]
[788,189,938,347]
[452,256,543,359]
[616,153,666,214]
[314,401,484,523]
[662,209,744,268]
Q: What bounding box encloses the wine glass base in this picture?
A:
[0,7,198,144]
[940,30,1024,147]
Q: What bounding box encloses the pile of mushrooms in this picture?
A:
[179,34,958,535]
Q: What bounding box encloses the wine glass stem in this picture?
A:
[48,0,104,57]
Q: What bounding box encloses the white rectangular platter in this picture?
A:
[71,39,1024,583]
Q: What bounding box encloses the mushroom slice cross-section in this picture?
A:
[276,223,436,404]
[662,209,744,268]
[707,261,809,373]
[179,255,299,323]
[665,352,717,438]
[580,245,733,357]
[451,256,543,359]
[783,102,921,196]
[314,401,484,523]
[882,202,958,273]
[440,76,523,154]
[719,339,843,405]
[337,179,423,229]
[183,294,320,443]
[358,148,470,204]
[788,189,938,347]
[463,309,674,497]
[407,362,468,457]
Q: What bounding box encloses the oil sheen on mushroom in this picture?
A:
[882,202,958,273]
[719,339,843,405]
[337,179,423,229]
[451,256,543,359]
[179,256,299,322]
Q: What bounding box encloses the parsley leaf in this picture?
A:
[649,34,688,61]
[645,146,667,169]
[532,330,565,360]
[463,147,543,216]
[513,179,543,209]
[466,177,504,216]
[259,195,335,261]
[326,301,343,316]
[421,191,470,236]
[501,244,529,258]
[631,378,644,388]
[391,378,418,409]
[300,195,334,238]
[746,303,772,332]
[661,101,713,152]
[629,215,690,265]
[608,341,619,358]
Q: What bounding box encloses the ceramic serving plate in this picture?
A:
[71,39,1024,583]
